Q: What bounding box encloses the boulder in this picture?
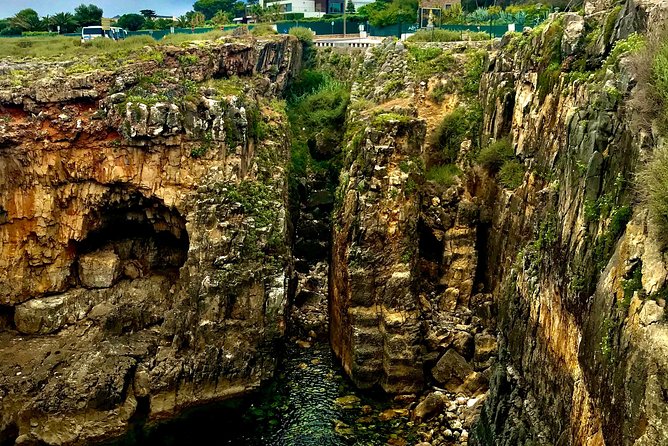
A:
[432,349,474,392]
[474,333,498,368]
[413,392,446,422]
[79,250,121,289]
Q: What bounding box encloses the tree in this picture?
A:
[50,12,78,33]
[232,1,246,18]
[140,9,157,19]
[211,11,230,25]
[346,1,356,14]
[193,0,235,20]
[175,14,191,27]
[74,4,103,27]
[154,18,174,29]
[190,11,206,27]
[358,0,417,27]
[9,9,42,32]
[116,13,145,31]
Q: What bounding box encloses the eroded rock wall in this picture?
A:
[472,1,668,445]
[0,36,301,445]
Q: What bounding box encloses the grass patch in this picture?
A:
[477,137,513,171]
[408,45,455,79]
[498,159,525,189]
[426,164,460,187]
[251,24,278,36]
[0,35,157,60]
[289,26,315,45]
[407,29,489,43]
[161,30,227,45]
[430,104,482,163]
[639,145,668,247]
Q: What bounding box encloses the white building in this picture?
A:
[260,0,325,18]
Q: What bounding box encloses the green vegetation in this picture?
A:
[161,29,227,45]
[288,26,315,46]
[477,137,513,171]
[498,159,525,189]
[430,106,471,164]
[251,24,278,36]
[407,46,454,79]
[286,69,350,192]
[407,29,489,43]
[620,264,643,310]
[0,34,159,60]
[639,145,668,247]
[357,0,418,27]
[426,164,460,187]
[429,83,451,103]
[463,49,486,94]
[217,180,284,260]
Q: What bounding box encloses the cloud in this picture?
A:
[0,0,194,19]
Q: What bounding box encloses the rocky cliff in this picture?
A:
[0,35,301,445]
[329,0,668,444]
[472,1,668,445]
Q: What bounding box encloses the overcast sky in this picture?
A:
[0,0,195,19]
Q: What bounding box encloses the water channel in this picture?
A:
[108,342,419,445]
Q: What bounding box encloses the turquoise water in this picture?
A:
[109,343,417,445]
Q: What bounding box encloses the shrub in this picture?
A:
[430,104,482,163]
[499,159,525,189]
[251,24,277,36]
[407,29,462,43]
[289,26,315,45]
[426,164,460,187]
[430,107,468,163]
[477,137,513,171]
[162,29,226,44]
[639,145,668,246]
[408,45,455,79]
[429,82,451,103]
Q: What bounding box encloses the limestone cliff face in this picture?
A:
[472,1,668,445]
[0,36,301,445]
[331,40,495,402]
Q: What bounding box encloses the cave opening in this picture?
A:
[0,304,15,332]
[474,222,491,291]
[75,192,189,285]
[418,219,444,264]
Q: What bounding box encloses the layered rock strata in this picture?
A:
[0,36,300,445]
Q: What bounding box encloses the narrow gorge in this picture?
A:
[1,0,668,444]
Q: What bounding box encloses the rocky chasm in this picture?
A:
[2,0,668,444]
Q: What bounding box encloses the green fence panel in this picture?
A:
[440,23,511,37]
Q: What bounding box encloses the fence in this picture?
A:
[276,20,512,39]
[12,21,513,41]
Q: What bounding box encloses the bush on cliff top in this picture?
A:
[289,26,315,46]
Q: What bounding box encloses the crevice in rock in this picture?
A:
[0,422,18,446]
[0,305,14,332]
[474,221,492,291]
[418,218,444,263]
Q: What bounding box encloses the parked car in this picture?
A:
[81,26,127,43]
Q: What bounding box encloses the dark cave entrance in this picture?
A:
[75,191,189,286]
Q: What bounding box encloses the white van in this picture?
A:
[81,26,127,43]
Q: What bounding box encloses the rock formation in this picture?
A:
[0,35,301,444]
